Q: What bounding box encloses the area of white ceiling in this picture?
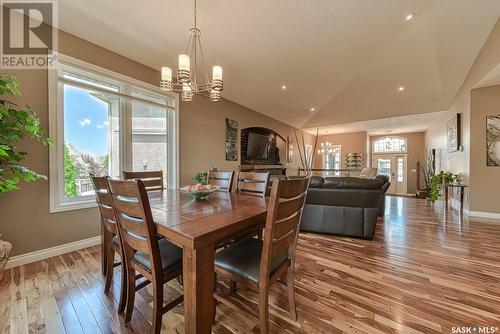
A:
[303,110,449,136]
[57,0,500,129]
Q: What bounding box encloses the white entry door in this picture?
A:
[372,154,407,195]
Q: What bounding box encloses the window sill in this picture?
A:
[50,199,97,213]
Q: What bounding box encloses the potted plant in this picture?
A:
[192,167,217,185]
[0,73,51,269]
[427,171,459,203]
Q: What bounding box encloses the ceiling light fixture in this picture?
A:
[398,86,405,92]
[281,85,287,90]
[160,0,223,102]
[310,107,316,112]
[405,13,414,21]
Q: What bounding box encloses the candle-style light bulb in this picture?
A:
[211,65,223,91]
[160,67,172,91]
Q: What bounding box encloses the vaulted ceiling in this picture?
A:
[58,0,500,128]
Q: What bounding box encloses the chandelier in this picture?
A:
[160,0,223,102]
[317,141,335,155]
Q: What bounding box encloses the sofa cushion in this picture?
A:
[323,177,384,190]
[309,176,325,188]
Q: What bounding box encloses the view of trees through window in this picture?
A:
[62,73,169,199]
[63,81,119,198]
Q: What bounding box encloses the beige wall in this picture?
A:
[0,30,313,256]
[470,85,500,214]
[313,132,368,169]
[370,132,425,194]
[424,18,500,213]
[180,98,314,185]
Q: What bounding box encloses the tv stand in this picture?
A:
[239,164,286,176]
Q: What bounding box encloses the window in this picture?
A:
[397,157,404,182]
[373,137,406,153]
[49,55,178,212]
[323,145,341,176]
[377,158,391,177]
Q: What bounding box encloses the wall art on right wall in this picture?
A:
[447,113,461,152]
[486,115,500,166]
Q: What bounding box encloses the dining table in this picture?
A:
[147,189,268,333]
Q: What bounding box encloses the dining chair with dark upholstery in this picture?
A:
[90,175,127,314]
[218,171,270,252]
[107,179,183,334]
[208,170,235,192]
[236,171,270,197]
[214,177,310,333]
[122,170,164,191]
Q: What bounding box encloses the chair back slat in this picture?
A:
[123,170,164,191]
[275,194,307,221]
[108,179,163,275]
[112,197,144,220]
[90,175,117,235]
[118,214,149,238]
[121,231,150,254]
[236,171,269,197]
[208,171,235,192]
[260,177,310,283]
[272,212,301,241]
[271,229,296,259]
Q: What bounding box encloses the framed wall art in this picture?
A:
[447,113,461,152]
[487,115,500,167]
[225,118,238,161]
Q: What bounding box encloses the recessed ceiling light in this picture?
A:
[398,86,405,92]
[310,107,316,112]
[405,13,414,21]
[281,85,287,90]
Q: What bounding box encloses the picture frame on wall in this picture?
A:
[447,113,461,152]
[486,115,500,167]
[225,118,238,161]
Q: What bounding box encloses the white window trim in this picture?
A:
[322,145,341,176]
[48,54,179,213]
[372,136,407,154]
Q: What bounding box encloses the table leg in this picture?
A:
[101,222,106,276]
[183,243,215,334]
[460,187,464,215]
[444,185,449,211]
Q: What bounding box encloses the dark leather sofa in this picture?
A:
[299,176,390,239]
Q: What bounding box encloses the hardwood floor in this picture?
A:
[1,196,500,333]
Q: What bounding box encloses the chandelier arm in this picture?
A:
[197,36,211,85]
[185,31,193,55]
[193,32,198,87]
[194,0,197,28]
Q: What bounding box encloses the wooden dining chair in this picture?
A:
[107,179,183,334]
[122,170,164,191]
[236,171,270,197]
[213,177,310,333]
[90,175,127,314]
[208,170,235,192]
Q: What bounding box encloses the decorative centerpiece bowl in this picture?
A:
[180,184,219,201]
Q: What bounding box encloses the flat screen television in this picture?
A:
[246,132,271,160]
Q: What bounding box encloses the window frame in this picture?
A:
[372,136,407,154]
[322,145,341,176]
[48,54,179,213]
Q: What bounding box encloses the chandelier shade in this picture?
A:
[160,0,223,102]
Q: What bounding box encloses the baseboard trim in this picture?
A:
[468,211,500,220]
[5,236,101,269]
